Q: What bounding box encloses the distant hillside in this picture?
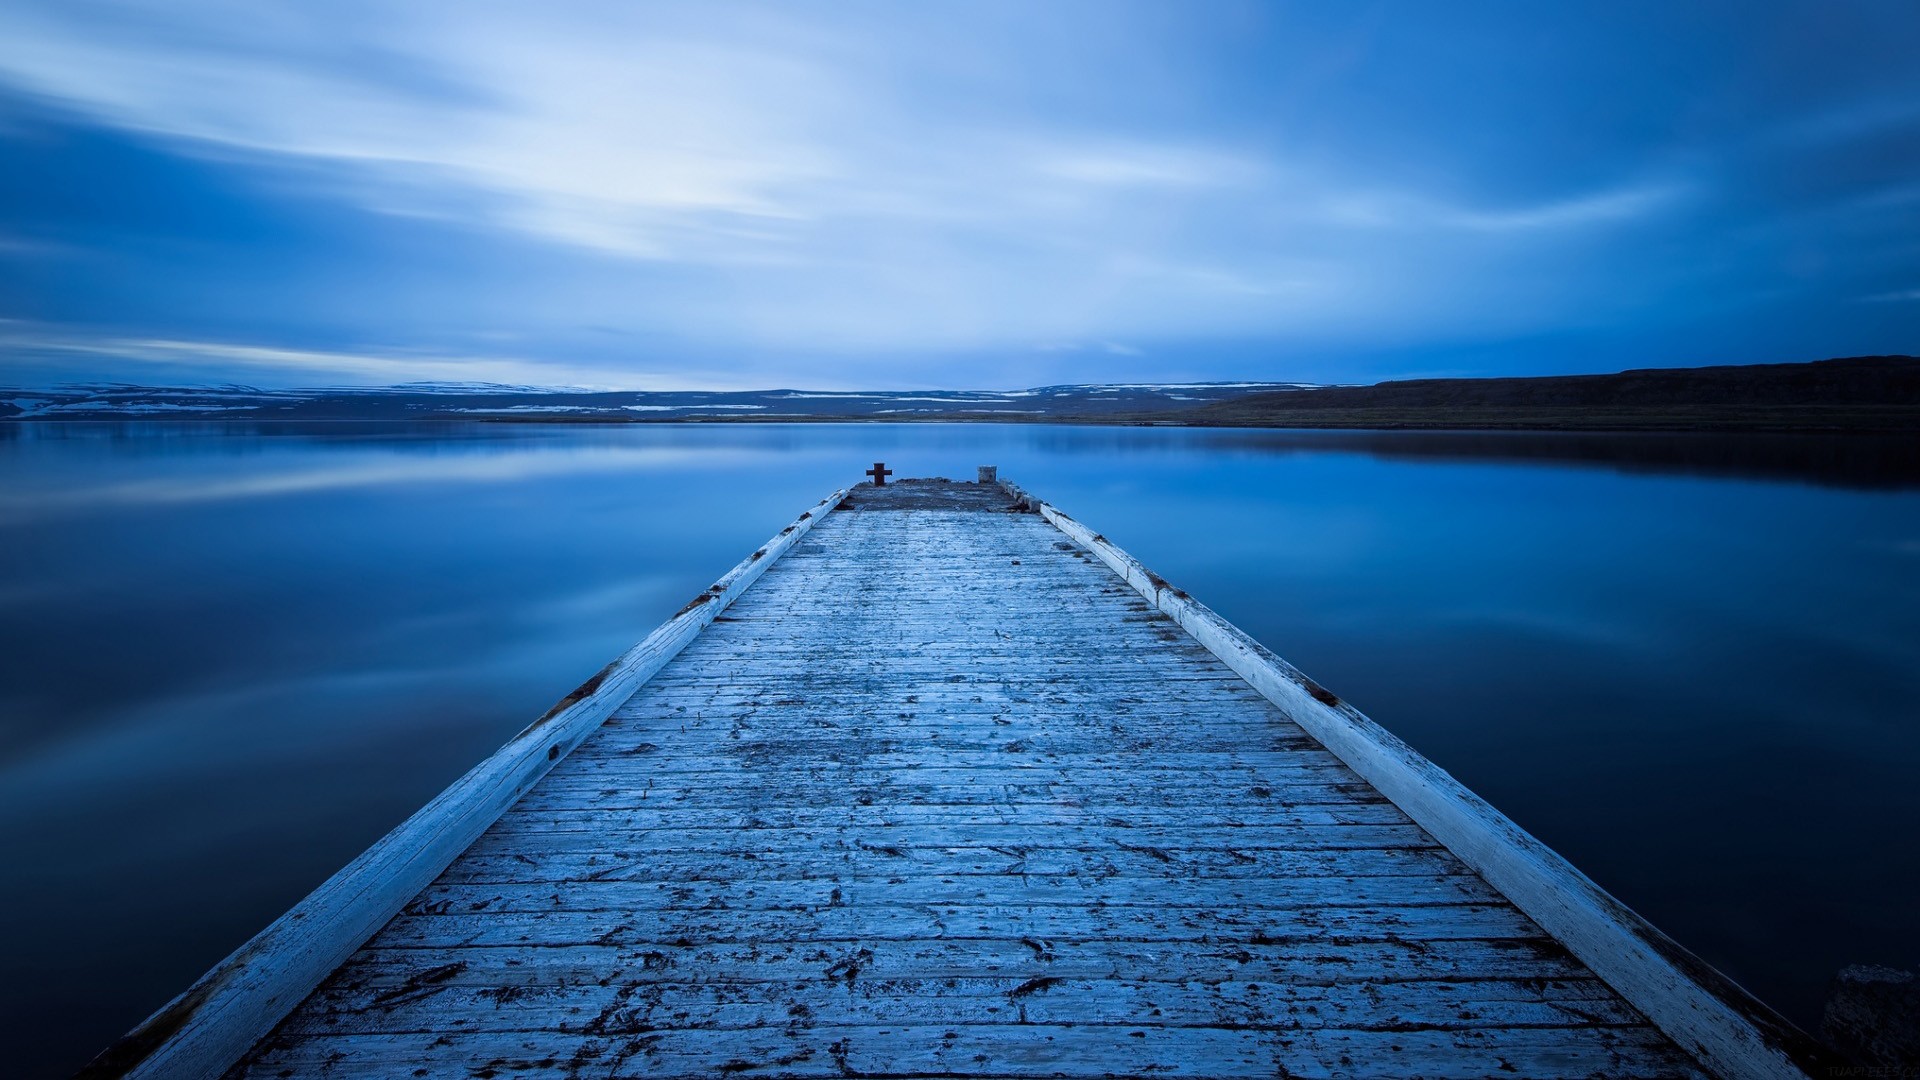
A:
[5,358,1914,431]
[0,381,1314,422]
[1187,356,1920,432]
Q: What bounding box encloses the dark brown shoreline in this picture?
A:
[6,355,1914,433]
[8,407,1915,434]
[439,405,1918,434]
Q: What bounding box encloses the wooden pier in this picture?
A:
[87,476,1826,1079]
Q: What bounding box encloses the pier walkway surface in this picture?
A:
[91,479,1822,1080]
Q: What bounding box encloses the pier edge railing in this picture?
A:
[78,487,851,1080]
[998,478,1830,1080]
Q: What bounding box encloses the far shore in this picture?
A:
[7,407,1915,434]
[458,406,1916,435]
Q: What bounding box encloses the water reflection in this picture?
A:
[0,446,761,516]
[9,420,1918,490]
[1195,428,1920,490]
[0,422,1916,1076]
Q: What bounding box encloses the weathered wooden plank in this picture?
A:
[595,719,1270,737]
[236,1023,1706,1079]
[458,821,1447,857]
[436,844,1461,884]
[532,767,1361,794]
[510,793,1386,818]
[489,806,1406,834]
[531,758,1351,778]
[366,902,1541,949]
[397,874,1504,915]
[517,775,1384,798]
[330,936,1609,987]
[553,750,1354,773]
[579,730,1336,757]
[511,778,1393,812]
[482,809,1412,842]
[565,734,1330,755]
[613,678,1271,697]
[280,976,1651,1037]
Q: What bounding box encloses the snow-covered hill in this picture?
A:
[0,381,1318,421]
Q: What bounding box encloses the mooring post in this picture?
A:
[978,465,997,483]
[1823,965,1920,1070]
[866,461,892,486]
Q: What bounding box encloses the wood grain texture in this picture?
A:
[226,481,1713,1079]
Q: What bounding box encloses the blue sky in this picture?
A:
[1,1,1916,389]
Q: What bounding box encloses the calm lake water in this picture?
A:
[2,422,1917,1076]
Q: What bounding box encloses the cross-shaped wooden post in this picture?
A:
[866,461,892,486]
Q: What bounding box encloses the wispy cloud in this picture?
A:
[0,5,1681,268]
[0,2,1914,382]
[1442,183,1685,232]
[1314,181,1685,234]
[0,327,731,389]
[1032,144,1265,189]
[0,3,844,260]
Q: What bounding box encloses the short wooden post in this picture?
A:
[1823,965,1919,1069]
[978,465,997,483]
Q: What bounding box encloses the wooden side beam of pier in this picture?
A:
[84,476,1826,1080]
